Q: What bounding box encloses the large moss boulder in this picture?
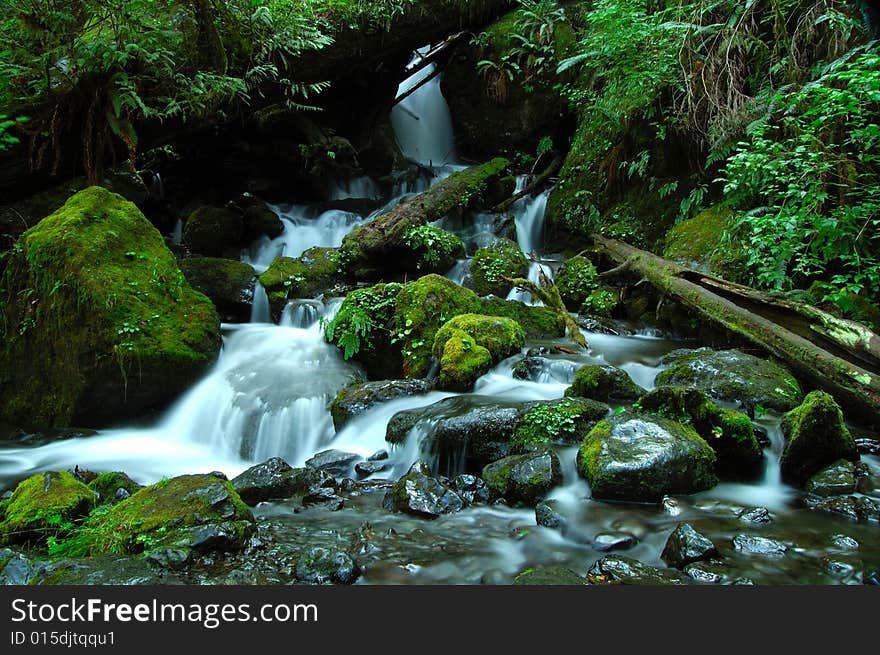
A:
[564,364,645,402]
[65,474,254,556]
[780,391,859,485]
[471,238,529,297]
[432,314,525,391]
[0,472,96,547]
[0,187,221,428]
[655,348,803,413]
[555,256,599,310]
[182,205,244,256]
[480,296,565,339]
[576,412,718,502]
[179,257,256,322]
[259,247,342,317]
[637,386,763,479]
[482,447,562,506]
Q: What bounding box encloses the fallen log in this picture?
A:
[502,268,588,350]
[592,234,880,424]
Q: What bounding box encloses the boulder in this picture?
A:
[732,534,788,556]
[87,472,143,506]
[780,391,859,485]
[432,314,525,391]
[0,472,96,547]
[535,501,566,530]
[179,257,257,322]
[660,523,719,569]
[512,397,609,451]
[655,348,803,412]
[806,495,880,522]
[305,450,361,478]
[294,547,361,585]
[482,447,562,505]
[330,379,434,430]
[258,247,343,317]
[0,187,221,428]
[576,412,718,502]
[586,555,686,585]
[182,205,244,256]
[384,462,465,519]
[565,364,644,402]
[637,386,763,479]
[231,458,335,505]
[513,566,587,586]
[471,238,529,297]
[805,460,859,497]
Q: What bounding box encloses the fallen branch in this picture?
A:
[493,154,563,213]
[501,271,588,350]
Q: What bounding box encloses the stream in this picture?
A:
[1,53,878,586]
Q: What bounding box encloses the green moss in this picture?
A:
[0,472,96,547]
[402,225,465,274]
[576,419,611,483]
[565,364,643,402]
[432,314,524,390]
[663,205,748,282]
[471,238,529,296]
[87,472,143,505]
[0,186,221,428]
[59,474,253,557]
[512,397,609,451]
[580,287,618,318]
[179,257,256,317]
[780,391,859,485]
[555,256,599,310]
[258,247,341,314]
[435,330,494,392]
[480,296,565,338]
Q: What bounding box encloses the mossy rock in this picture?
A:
[182,205,244,256]
[565,364,645,402]
[514,565,587,586]
[87,472,143,506]
[0,187,221,428]
[400,225,465,276]
[577,412,718,502]
[480,296,565,338]
[242,203,284,241]
[329,379,434,431]
[61,474,254,557]
[432,314,523,391]
[512,397,610,452]
[471,238,529,297]
[259,247,342,317]
[663,206,747,282]
[0,472,96,547]
[655,348,803,413]
[482,447,562,506]
[637,386,762,479]
[555,256,599,310]
[179,257,256,322]
[580,287,619,318]
[780,391,859,486]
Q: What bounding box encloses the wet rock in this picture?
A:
[586,555,686,585]
[655,348,803,412]
[830,534,859,550]
[482,447,562,506]
[821,556,863,584]
[514,566,587,585]
[732,534,788,556]
[662,496,682,516]
[806,495,880,522]
[241,200,283,240]
[34,556,184,585]
[302,488,344,511]
[512,397,610,451]
[182,204,244,256]
[305,450,361,478]
[636,386,763,479]
[0,548,44,585]
[369,450,389,461]
[592,532,638,552]
[294,547,361,585]
[451,475,490,504]
[535,501,566,530]
[0,471,96,547]
[386,396,531,475]
[481,569,514,585]
[856,436,880,455]
[384,462,465,519]
[805,460,858,497]
[178,257,257,323]
[330,379,434,430]
[683,562,726,584]
[87,471,143,506]
[565,364,645,403]
[576,411,718,502]
[661,523,719,568]
[780,392,859,485]
[739,507,773,524]
[354,461,388,479]
[232,458,335,505]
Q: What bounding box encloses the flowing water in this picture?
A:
[2,52,878,586]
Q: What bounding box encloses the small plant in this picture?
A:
[324,283,402,359]
[403,225,462,271]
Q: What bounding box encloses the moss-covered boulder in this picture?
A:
[564,364,645,402]
[511,397,609,451]
[662,205,747,282]
[577,412,718,502]
[87,472,143,505]
[330,379,434,431]
[480,296,565,338]
[555,256,599,310]
[182,205,245,256]
[655,348,803,413]
[482,447,562,506]
[637,386,763,479]
[179,257,256,322]
[65,474,254,556]
[259,247,342,317]
[780,391,859,485]
[432,314,524,390]
[399,225,465,275]
[0,187,221,428]
[0,472,96,547]
[324,282,405,379]
[471,238,529,297]
[241,201,284,241]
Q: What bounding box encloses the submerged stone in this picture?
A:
[294,547,361,585]
[732,534,788,556]
[514,566,587,586]
[592,532,638,552]
[805,460,858,497]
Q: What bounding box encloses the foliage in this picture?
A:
[324,282,402,360]
[403,224,464,271]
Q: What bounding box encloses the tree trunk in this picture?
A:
[593,234,880,424]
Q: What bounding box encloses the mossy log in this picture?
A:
[593,234,880,424]
[339,158,510,278]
